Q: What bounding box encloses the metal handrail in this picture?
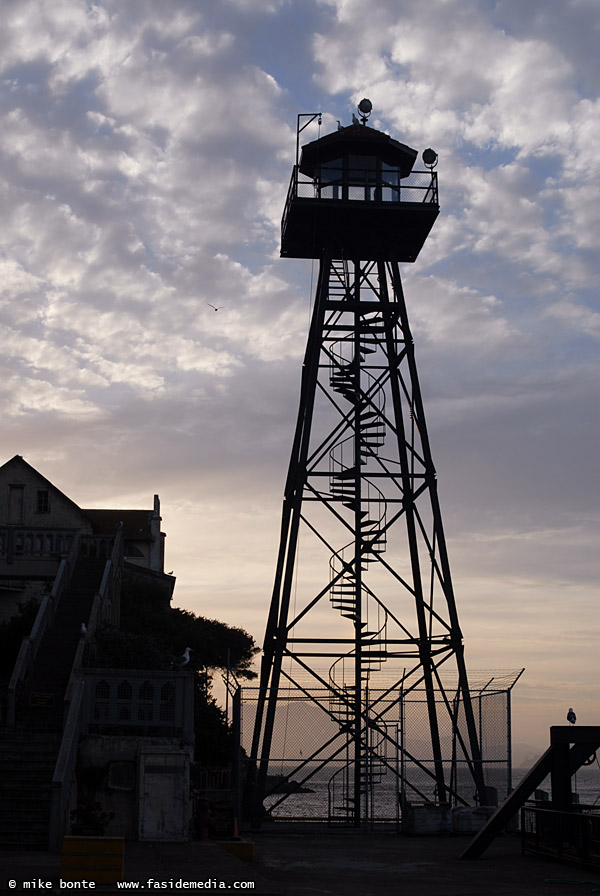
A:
[282,166,438,245]
[285,165,438,204]
[522,805,600,867]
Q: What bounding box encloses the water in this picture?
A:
[262,760,600,822]
[513,763,600,808]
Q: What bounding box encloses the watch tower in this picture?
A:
[248,102,486,826]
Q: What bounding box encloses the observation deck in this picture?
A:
[281,122,439,262]
[281,166,439,262]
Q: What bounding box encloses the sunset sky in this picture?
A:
[1,0,598,758]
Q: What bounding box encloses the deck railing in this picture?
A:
[522,806,600,867]
[282,165,438,235]
[0,526,77,561]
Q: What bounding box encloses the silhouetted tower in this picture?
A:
[249,102,486,826]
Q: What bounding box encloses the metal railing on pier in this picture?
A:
[522,805,600,867]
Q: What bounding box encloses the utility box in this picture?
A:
[452,806,496,833]
[138,748,192,841]
[404,802,451,834]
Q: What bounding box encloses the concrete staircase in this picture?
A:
[0,557,104,848]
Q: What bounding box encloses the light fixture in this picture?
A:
[422,148,438,169]
[357,98,372,124]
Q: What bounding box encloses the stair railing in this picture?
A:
[6,532,82,727]
[63,523,124,719]
[52,524,124,849]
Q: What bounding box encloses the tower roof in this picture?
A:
[299,123,418,179]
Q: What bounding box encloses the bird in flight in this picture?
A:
[567,707,576,725]
[206,303,222,311]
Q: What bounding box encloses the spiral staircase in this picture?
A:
[324,261,392,822]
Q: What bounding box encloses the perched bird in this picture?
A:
[171,647,192,669]
[337,120,343,131]
[567,707,576,725]
[352,113,359,125]
[206,303,222,311]
[80,623,87,635]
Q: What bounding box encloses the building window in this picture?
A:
[36,489,50,514]
[8,484,25,523]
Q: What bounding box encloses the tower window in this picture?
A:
[36,489,50,514]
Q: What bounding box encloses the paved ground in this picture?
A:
[2,831,600,896]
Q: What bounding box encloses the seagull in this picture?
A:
[206,303,222,311]
[352,113,359,125]
[337,120,343,131]
[80,623,87,635]
[567,707,576,725]
[171,647,192,669]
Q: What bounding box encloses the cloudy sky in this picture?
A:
[1,0,598,756]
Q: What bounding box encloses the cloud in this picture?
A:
[0,0,597,752]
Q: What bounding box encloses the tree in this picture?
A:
[90,575,258,765]
[108,578,258,680]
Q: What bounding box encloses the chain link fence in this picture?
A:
[241,671,522,826]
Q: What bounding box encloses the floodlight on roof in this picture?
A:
[357,98,373,124]
[422,147,438,169]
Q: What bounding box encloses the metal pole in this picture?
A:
[387,258,486,806]
[250,255,331,827]
[352,259,363,827]
[232,688,242,834]
[380,259,447,803]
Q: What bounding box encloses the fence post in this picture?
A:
[232,688,242,836]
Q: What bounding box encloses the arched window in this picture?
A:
[117,680,132,701]
[95,679,110,700]
[139,680,154,701]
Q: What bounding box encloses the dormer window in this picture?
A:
[36,489,50,514]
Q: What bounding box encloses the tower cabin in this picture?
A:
[281,115,439,262]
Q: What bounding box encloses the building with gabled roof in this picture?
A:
[0,455,189,850]
[0,454,173,622]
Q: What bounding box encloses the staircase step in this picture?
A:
[331,466,357,480]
